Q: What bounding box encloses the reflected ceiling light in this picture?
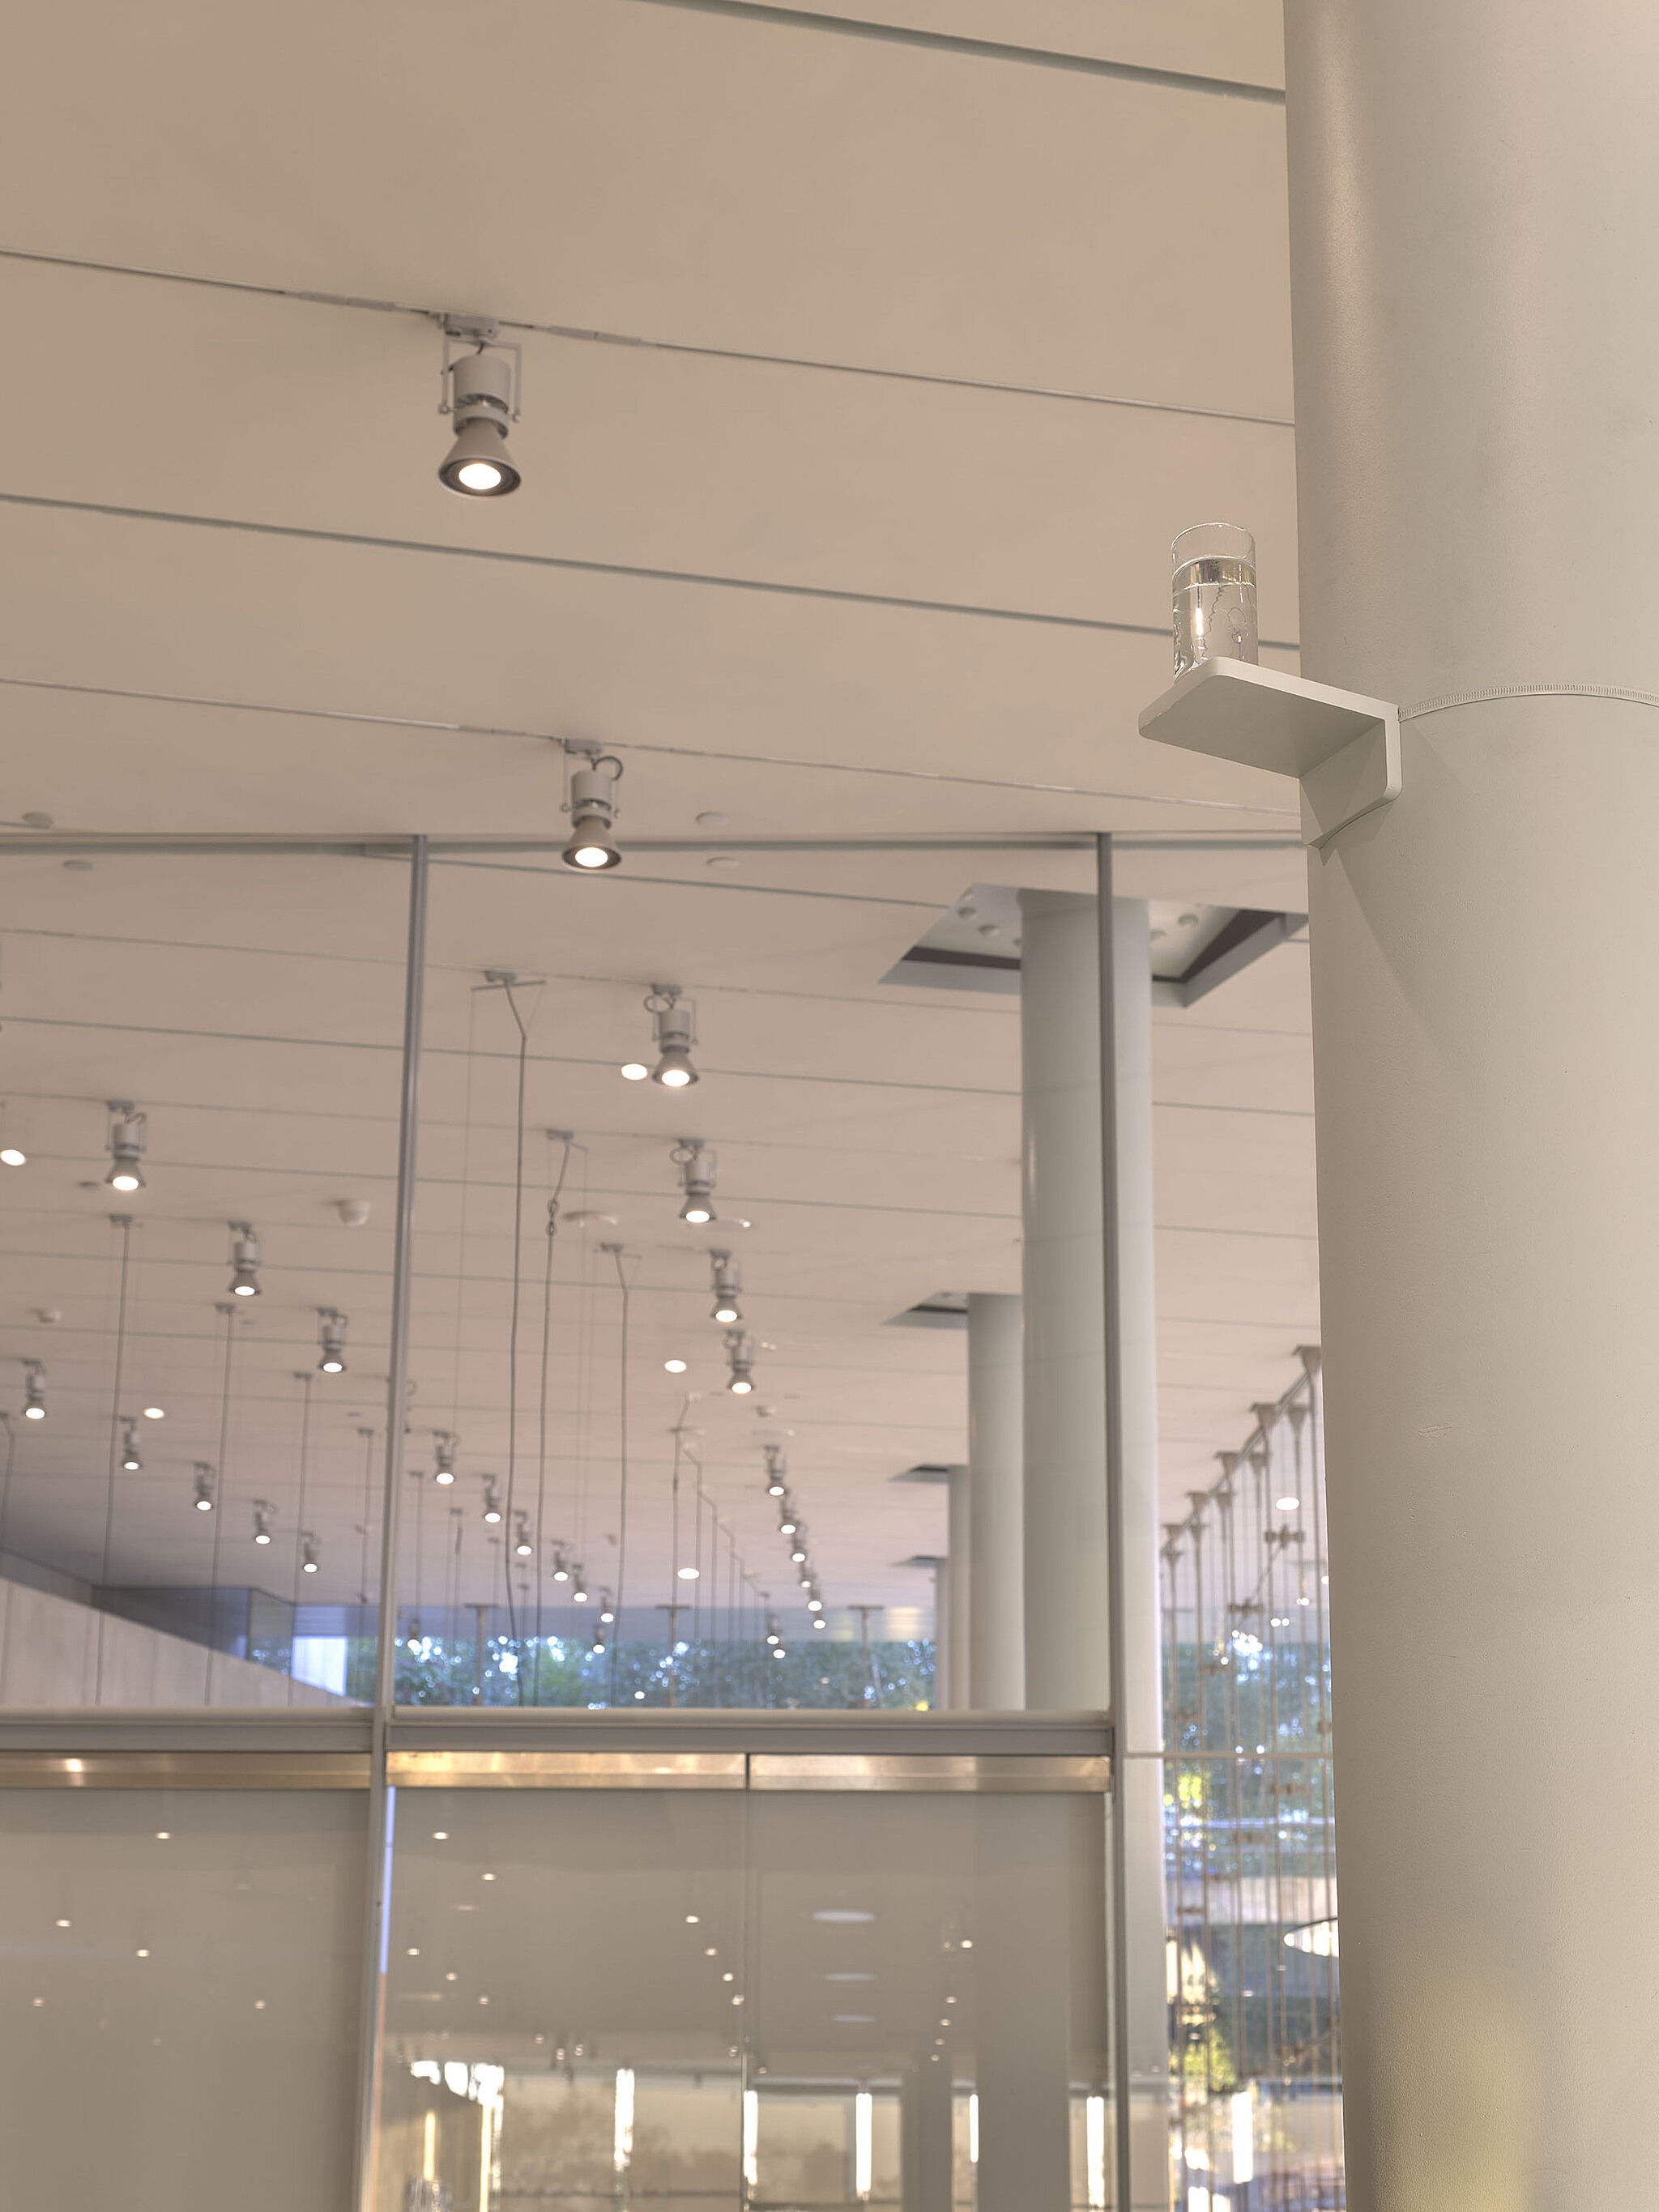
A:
[812,1617,827,1630]
[664,1358,688,1375]
[725,1330,755,1395]
[764,1616,782,1646]
[764,1445,787,1498]
[561,747,625,871]
[551,1549,570,1583]
[514,1515,533,1559]
[674,1140,716,1223]
[599,1595,616,1623]
[437,319,522,496]
[771,1645,787,1660]
[253,1501,274,1546]
[120,1419,143,1473]
[572,1570,590,1603]
[433,1432,457,1485]
[104,1102,147,1191]
[193,1463,215,1513]
[482,1481,503,1526]
[318,1309,348,1375]
[22,1359,46,1420]
[807,1596,824,1614]
[709,1250,742,1325]
[591,1639,606,1656]
[228,1223,262,1298]
[677,1566,700,1582]
[143,1404,165,1421]
[302,1533,320,1575]
[1276,1494,1299,1513]
[648,989,698,1088]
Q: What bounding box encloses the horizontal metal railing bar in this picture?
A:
[0,1706,1114,1779]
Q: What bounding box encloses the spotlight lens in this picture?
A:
[456,459,505,492]
[684,1205,713,1225]
[484,1509,501,1524]
[143,1407,164,1420]
[714,1304,737,1323]
[621,1063,650,1081]
[659,1067,693,1089]
[730,1379,753,1396]
[571,845,611,869]
[677,1566,700,1582]
[110,1172,140,1192]
[303,1559,318,1573]
[664,1358,688,1375]
[232,1282,257,1297]
[0,1147,25,1166]
[322,1358,344,1374]
[195,1498,212,1511]
[23,1405,45,1419]
[254,1532,271,1545]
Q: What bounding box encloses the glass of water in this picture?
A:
[1171,522,1257,676]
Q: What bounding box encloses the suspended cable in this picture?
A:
[496,976,543,1686]
[534,1132,578,1681]
[604,1243,637,1703]
[288,1370,313,1706]
[203,1302,237,1706]
[94,1213,135,1704]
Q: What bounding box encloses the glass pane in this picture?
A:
[0,851,407,1707]
[0,1786,365,2207]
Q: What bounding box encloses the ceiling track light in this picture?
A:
[561,743,625,871]
[514,1514,534,1559]
[673,1139,717,1223]
[709,1249,743,1325]
[551,1547,570,1583]
[789,1532,808,1564]
[437,316,522,497]
[598,1593,616,1624]
[253,1500,274,1546]
[104,1100,147,1191]
[318,1308,348,1374]
[725,1328,756,1395]
[193,1463,215,1512]
[0,1110,25,1168]
[22,1358,46,1420]
[482,1479,503,1525]
[621,985,698,1089]
[764,1616,783,1646]
[433,1431,457,1485]
[228,1222,262,1298]
[301,1533,320,1575]
[764,1444,787,1498]
[120,1417,143,1473]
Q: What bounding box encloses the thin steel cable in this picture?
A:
[288,1371,313,1706]
[497,978,544,1687]
[534,1136,578,1677]
[203,1303,237,1706]
[96,1212,134,1624]
[605,1246,638,1704]
[356,1424,376,1607]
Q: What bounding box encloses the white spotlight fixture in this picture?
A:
[789,1536,808,1565]
[514,1514,534,1559]
[301,1533,320,1575]
[642,987,698,1089]
[1276,1494,1300,1514]
[552,1549,570,1583]
[764,1617,782,1647]
[228,1223,262,1298]
[572,1569,591,1604]
[22,1359,46,1420]
[725,1330,755,1395]
[765,1445,787,1498]
[437,318,522,497]
[591,1639,607,1656]
[812,1616,827,1630]
[0,1130,24,1167]
[318,1309,348,1375]
[599,1595,616,1624]
[433,1432,457,1485]
[143,1404,164,1421]
[675,1141,717,1224]
[482,1480,503,1526]
[561,745,625,871]
[253,1501,274,1546]
[104,1102,147,1191]
[778,1511,798,1537]
[806,1594,824,1614]
[120,1419,143,1473]
[709,1250,742,1326]
[664,1358,689,1375]
[193,1463,215,1513]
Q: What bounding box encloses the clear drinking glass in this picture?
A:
[1171,522,1257,676]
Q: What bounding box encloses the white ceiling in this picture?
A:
[0,0,1314,1639]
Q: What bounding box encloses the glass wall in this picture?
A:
[1161,1366,1341,2209]
[0,850,407,1707]
[0,1784,366,2207]
[377,1776,1109,2212]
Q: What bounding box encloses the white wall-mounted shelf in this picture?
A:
[1138,657,1401,847]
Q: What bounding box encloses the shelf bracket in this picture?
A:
[1138,658,1401,848]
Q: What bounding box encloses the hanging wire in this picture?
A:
[605,1244,637,1704]
[203,1302,238,1707]
[534,1133,579,1680]
[288,1370,313,1706]
[356,1424,376,1608]
[496,977,545,1682]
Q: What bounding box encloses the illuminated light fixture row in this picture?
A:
[622,987,699,1087]
[674,1141,717,1223]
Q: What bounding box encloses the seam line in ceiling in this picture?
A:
[0,676,1299,820]
[0,247,1294,431]
[625,0,1286,103]
[0,492,1303,650]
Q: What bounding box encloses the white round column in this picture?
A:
[966,1293,1024,1709]
[1284,4,1659,2198]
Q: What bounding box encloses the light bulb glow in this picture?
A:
[1276,1495,1299,1512]
[571,844,611,869]
[714,1302,739,1324]
[659,1066,693,1089]
[434,1469,454,1485]
[664,1358,688,1374]
[195,1497,212,1511]
[456,458,505,492]
[621,1063,650,1081]
[730,1378,753,1395]
[681,1202,713,1224]
[143,1406,164,1420]
[23,1404,45,1421]
[677,1566,700,1581]
[0,1147,24,1167]
[109,1170,141,1192]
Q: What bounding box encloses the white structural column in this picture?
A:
[945,1466,972,1710]
[966,1294,1024,1708]
[1020,889,1166,2207]
[1283,6,1659,2201]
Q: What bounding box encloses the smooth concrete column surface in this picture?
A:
[1019,892,1110,1709]
[945,1467,972,1711]
[1283,6,1659,2201]
[966,1294,1024,1708]
[973,1794,1074,2212]
[930,1556,951,1711]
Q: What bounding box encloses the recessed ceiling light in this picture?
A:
[664,1358,688,1375]
[143,1405,164,1420]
